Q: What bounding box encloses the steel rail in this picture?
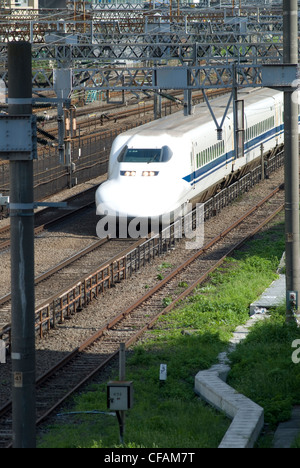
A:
[0,183,285,444]
[146,203,285,330]
[0,194,96,251]
[0,237,146,343]
[104,184,284,330]
[0,237,110,309]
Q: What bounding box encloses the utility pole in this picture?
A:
[8,42,36,448]
[283,0,300,323]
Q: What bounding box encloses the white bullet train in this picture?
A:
[95,87,287,223]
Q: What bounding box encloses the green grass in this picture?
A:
[228,306,300,438]
[293,431,300,448]
[38,217,295,449]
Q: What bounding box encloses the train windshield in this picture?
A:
[118,146,172,163]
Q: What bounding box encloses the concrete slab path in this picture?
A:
[273,406,300,448]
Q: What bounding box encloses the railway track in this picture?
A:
[0,183,285,448]
[0,186,96,251]
[0,237,143,331]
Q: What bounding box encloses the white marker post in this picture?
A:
[159,364,167,382]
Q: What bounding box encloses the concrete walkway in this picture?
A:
[195,260,300,448]
[273,406,300,448]
[194,314,266,448]
[250,268,300,448]
[250,274,285,315]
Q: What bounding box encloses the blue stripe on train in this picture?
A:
[183,124,285,186]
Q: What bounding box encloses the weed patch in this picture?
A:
[227,306,300,430]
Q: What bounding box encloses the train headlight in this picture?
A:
[142,171,159,177]
[121,171,136,177]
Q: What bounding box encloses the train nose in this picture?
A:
[96,179,183,220]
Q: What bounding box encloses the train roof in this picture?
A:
[119,88,282,139]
